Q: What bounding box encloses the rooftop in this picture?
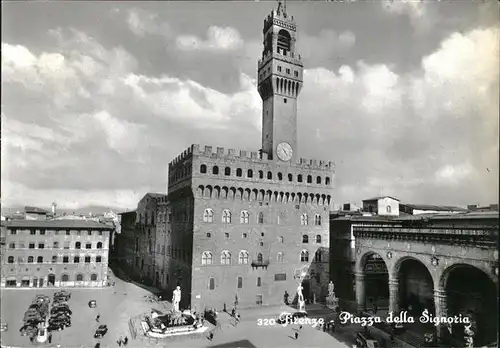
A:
[24,206,49,214]
[401,203,466,211]
[2,219,114,229]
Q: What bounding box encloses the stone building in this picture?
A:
[1,220,113,288]
[165,4,335,311]
[134,193,167,285]
[113,210,138,276]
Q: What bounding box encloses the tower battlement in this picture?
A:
[177,144,335,170]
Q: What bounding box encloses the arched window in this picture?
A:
[288,173,293,182]
[75,242,81,249]
[213,166,219,175]
[316,176,321,184]
[387,205,392,213]
[267,171,272,180]
[96,256,102,263]
[85,256,91,263]
[258,212,264,224]
[307,175,312,183]
[8,256,14,263]
[61,274,69,281]
[37,256,43,263]
[224,167,231,176]
[315,250,322,262]
[238,251,249,264]
[298,174,303,182]
[222,210,232,224]
[300,250,309,262]
[257,253,263,262]
[277,252,284,263]
[257,277,261,287]
[76,274,84,281]
[277,172,283,181]
[52,255,58,263]
[277,29,291,52]
[325,177,331,185]
[203,209,214,223]
[240,211,249,224]
[202,252,213,265]
[209,277,215,290]
[301,213,308,225]
[221,251,231,265]
[247,169,253,178]
[237,276,243,289]
[316,235,322,243]
[96,242,103,249]
[259,170,264,179]
[315,214,322,226]
[279,236,284,243]
[28,256,34,263]
[90,273,98,281]
[236,168,243,177]
[74,256,80,263]
[302,235,309,243]
[200,164,207,174]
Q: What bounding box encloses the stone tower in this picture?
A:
[258,1,303,162]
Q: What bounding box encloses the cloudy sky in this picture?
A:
[2,1,498,210]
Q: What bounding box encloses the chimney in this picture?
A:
[51,202,57,216]
[343,203,351,211]
[489,204,499,211]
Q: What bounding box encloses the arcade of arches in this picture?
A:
[356,252,498,346]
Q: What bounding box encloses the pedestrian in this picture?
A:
[48,332,52,343]
[95,343,101,348]
[294,331,299,340]
[299,325,303,330]
[96,314,100,322]
[390,332,394,343]
[209,331,214,340]
[231,308,235,317]
[123,336,128,346]
[117,337,122,346]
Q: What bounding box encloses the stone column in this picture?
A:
[388,277,400,314]
[355,272,366,314]
[434,288,447,343]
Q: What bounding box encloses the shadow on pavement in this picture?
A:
[208,339,257,348]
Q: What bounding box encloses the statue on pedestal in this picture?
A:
[172,286,181,312]
[326,281,339,311]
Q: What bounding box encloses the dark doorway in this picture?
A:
[363,253,389,310]
[446,266,497,346]
[256,294,263,305]
[398,259,434,317]
[39,278,44,287]
[48,274,55,286]
[6,279,16,287]
[33,278,38,288]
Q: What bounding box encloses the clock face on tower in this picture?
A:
[276,142,293,161]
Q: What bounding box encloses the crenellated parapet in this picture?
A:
[189,144,334,171]
[169,146,194,168]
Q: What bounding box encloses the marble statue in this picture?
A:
[326,281,339,311]
[297,284,304,302]
[172,286,181,312]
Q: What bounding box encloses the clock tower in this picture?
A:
[258,1,303,162]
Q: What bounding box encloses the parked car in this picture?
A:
[88,300,97,308]
[36,328,48,343]
[94,325,108,338]
[54,291,71,300]
[51,307,72,315]
[356,332,380,348]
[34,295,50,304]
[1,322,8,332]
[48,319,71,330]
[24,313,42,323]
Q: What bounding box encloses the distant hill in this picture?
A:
[1,205,127,216]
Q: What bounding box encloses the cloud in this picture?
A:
[298,30,356,65]
[2,23,498,209]
[382,0,436,35]
[175,26,244,51]
[126,8,171,37]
